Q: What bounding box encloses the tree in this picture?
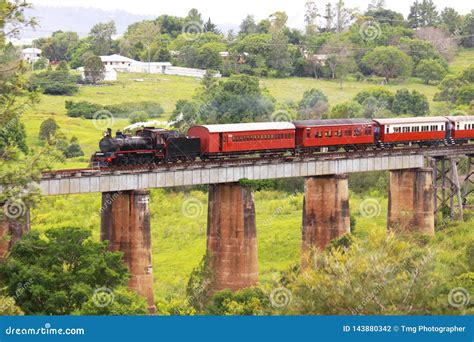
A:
[170,99,200,131]
[239,15,257,36]
[361,46,413,82]
[37,31,79,62]
[77,287,148,315]
[39,118,59,142]
[269,11,288,33]
[0,0,56,213]
[320,35,356,88]
[460,10,474,48]
[418,0,438,26]
[83,55,105,84]
[0,227,134,315]
[456,85,474,105]
[89,21,116,56]
[414,27,457,61]
[330,101,363,118]
[64,137,84,158]
[322,2,335,32]
[408,0,422,28]
[203,18,220,34]
[392,89,429,115]
[287,233,441,315]
[298,89,329,119]
[415,59,447,84]
[28,69,79,95]
[398,37,446,70]
[0,295,24,315]
[304,0,319,35]
[364,8,405,26]
[124,20,161,70]
[440,7,461,35]
[266,33,292,77]
[198,74,275,124]
[335,0,354,32]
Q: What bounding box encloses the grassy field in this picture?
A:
[23,49,474,302]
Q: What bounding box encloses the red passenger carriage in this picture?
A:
[187,122,296,158]
[373,117,450,147]
[293,119,375,152]
[445,116,474,142]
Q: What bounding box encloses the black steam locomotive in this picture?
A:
[91,128,200,166]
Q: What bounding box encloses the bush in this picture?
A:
[77,287,148,315]
[65,100,103,119]
[0,227,129,315]
[65,101,164,119]
[392,89,430,116]
[29,69,79,95]
[298,88,329,119]
[415,59,447,84]
[456,84,474,105]
[64,137,84,158]
[330,101,363,119]
[205,288,271,315]
[129,111,150,124]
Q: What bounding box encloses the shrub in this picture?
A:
[129,111,150,124]
[456,84,474,105]
[330,101,363,119]
[392,89,429,116]
[29,69,79,95]
[64,137,84,158]
[65,100,104,119]
[298,88,329,119]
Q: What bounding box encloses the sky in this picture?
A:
[29,0,473,29]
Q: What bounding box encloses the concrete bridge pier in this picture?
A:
[301,175,350,264]
[100,190,156,313]
[206,183,258,292]
[0,205,30,259]
[388,168,434,235]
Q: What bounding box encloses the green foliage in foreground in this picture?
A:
[0,227,148,315]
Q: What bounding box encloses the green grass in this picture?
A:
[447,48,474,74]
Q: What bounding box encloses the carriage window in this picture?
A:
[386,127,390,134]
[364,127,372,135]
[324,131,332,137]
[306,129,311,138]
[353,128,361,136]
[345,129,352,136]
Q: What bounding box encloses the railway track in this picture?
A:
[42,144,474,179]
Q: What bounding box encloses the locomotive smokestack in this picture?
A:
[107,128,112,136]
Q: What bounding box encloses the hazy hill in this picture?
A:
[22,6,155,39]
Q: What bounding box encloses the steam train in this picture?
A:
[91,116,474,167]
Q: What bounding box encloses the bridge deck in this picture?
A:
[38,145,474,196]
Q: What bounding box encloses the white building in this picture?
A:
[99,54,136,71]
[21,47,42,63]
[128,61,172,74]
[77,66,118,82]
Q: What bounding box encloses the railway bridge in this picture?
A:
[1,145,473,312]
